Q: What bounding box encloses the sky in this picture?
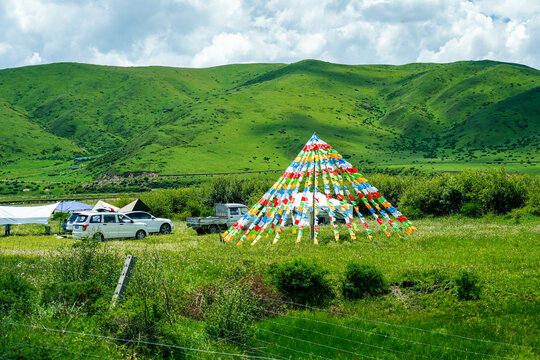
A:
[0,0,539,70]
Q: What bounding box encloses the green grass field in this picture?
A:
[1,216,538,359]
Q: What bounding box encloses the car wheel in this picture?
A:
[196,228,205,236]
[209,225,219,234]
[135,230,146,240]
[159,223,171,235]
[93,232,104,242]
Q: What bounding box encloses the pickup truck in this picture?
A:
[187,203,249,235]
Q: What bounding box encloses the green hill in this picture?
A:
[0,60,538,182]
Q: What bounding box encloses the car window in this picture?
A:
[240,207,248,214]
[90,215,101,223]
[139,212,152,219]
[128,213,140,219]
[75,215,88,223]
[68,214,79,221]
[118,215,132,223]
[229,208,240,216]
[103,214,116,223]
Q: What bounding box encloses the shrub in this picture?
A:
[271,259,334,306]
[476,169,528,214]
[41,280,102,309]
[522,178,540,215]
[140,190,174,218]
[203,286,262,342]
[341,263,388,300]
[0,272,33,314]
[241,273,284,315]
[398,205,425,220]
[103,253,184,358]
[140,187,205,218]
[102,301,184,359]
[204,176,244,207]
[461,201,482,217]
[400,175,462,216]
[399,268,452,294]
[368,174,414,205]
[113,195,135,209]
[51,211,69,221]
[51,240,120,287]
[455,270,482,300]
[104,300,166,343]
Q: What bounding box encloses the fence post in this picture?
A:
[110,255,137,309]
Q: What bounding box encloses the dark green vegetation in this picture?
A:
[135,169,539,221]
[455,270,482,301]
[271,258,334,306]
[0,60,538,186]
[341,263,388,300]
[0,216,539,359]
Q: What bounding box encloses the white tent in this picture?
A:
[0,202,59,225]
[290,192,345,226]
[291,192,342,209]
[92,200,119,212]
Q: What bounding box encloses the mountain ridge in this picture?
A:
[0,59,538,181]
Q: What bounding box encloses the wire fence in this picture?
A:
[0,222,538,360]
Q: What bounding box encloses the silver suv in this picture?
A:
[72,212,149,241]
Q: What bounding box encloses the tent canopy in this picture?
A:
[119,199,151,213]
[291,192,342,209]
[55,200,93,212]
[92,200,119,212]
[0,202,59,225]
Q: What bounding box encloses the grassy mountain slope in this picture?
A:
[0,60,538,181]
[0,98,86,180]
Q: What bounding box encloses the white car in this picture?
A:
[121,211,173,234]
[72,212,149,241]
[65,211,92,232]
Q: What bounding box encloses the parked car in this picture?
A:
[72,212,148,241]
[121,211,174,234]
[65,211,90,232]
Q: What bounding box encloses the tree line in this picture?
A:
[119,168,538,220]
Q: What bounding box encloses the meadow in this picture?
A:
[1,215,538,359]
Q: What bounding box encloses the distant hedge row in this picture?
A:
[370,168,539,218]
[120,168,538,220]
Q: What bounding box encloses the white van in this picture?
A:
[72,212,149,241]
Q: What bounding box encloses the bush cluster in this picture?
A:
[203,286,262,341]
[271,258,334,306]
[51,240,120,285]
[0,271,33,314]
[41,280,103,310]
[342,263,388,299]
[399,168,531,217]
[113,169,538,220]
[455,270,482,300]
[271,259,390,306]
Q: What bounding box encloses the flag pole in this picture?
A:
[310,134,316,241]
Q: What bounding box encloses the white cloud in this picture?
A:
[505,21,529,52]
[90,48,134,67]
[0,43,11,55]
[192,33,254,67]
[23,52,42,65]
[0,0,539,69]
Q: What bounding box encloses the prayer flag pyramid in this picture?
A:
[223,134,416,245]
